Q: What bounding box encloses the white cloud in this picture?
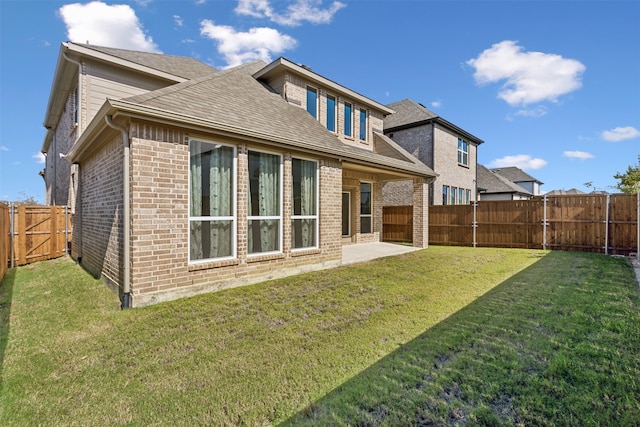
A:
[58,1,160,52]
[564,150,594,160]
[601,126,640,142]
[489,154,547,170]
[173,15,183,27]
[430,100,442,109]
[200,19,296,67]
[235,0,345,26]
[32,152,46,164]
[467,40,585,106]
[0,145,8,151]
[513,106,548,118]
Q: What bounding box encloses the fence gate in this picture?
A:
[9,205,71,267]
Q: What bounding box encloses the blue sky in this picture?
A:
[1,0,639,203]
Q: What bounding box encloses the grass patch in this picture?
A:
[0,248,638,426]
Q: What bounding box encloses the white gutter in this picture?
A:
[105,115,131,309]
[62,52,82,133]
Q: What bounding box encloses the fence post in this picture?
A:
[473,200,477,248]
[65,205,69,257]
[604,194,610,255]
[9,203,14,268]
[637,192,639,262]
[543,195,547,250]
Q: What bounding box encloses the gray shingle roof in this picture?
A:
[69,42,218,80]
[489,167,543,184]
[384,99,484,145]
[384,99,439,130]
[478,165,533,195]
[117,62,435,177]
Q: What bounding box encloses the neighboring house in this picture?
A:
[42,43,435,307]
[382,99,484,205]
[489,166,543,196]
[545,188,585,196]
[477,165,541,200]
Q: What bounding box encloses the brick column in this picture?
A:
[413,178,429,248]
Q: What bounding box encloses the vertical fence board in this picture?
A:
[384,194,637,255]
[0,203,9,282]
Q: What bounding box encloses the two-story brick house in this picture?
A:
[382,99,483,206]
[42,43,435,307]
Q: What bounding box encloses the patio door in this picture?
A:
[342,192,350,236]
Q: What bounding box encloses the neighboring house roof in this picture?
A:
[489,166,543,185]
[477,165,533,196]
[68,60,435,179]
[383,99,484,145]
[545,188,585,196]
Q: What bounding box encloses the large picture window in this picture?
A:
[189,140,235,262]
[291,158,318,250]
[248,151,282,254]
[360,182,372,234]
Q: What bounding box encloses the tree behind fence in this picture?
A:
[384,194,638,256]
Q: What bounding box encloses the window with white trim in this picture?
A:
[189,139,236,262]
[360,182,372,234]
[248,150,282,254]
[443,185,449,205]
[344,102,353,137]
[458,138,469,166]
[359,108,367,141]
[291,158,318,250]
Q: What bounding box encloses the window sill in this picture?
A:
[291,248,321,257]
[458,163,470,169]
[188,258,239,271]
[247,252,285,263]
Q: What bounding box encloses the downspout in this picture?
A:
[105,115,132,309]
[62,52,82,134]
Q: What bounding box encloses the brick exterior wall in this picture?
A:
[342,169,382,244]
[73,133,124,293]
[123,121,343,306]
[268,72,384,151]
[384,123,478,206]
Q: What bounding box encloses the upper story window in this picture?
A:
[458,138,469,166]
[291,158,318,250]
[189,139,236,262]
[442,185,449,205]
[344,102,353,137]
[248,150,282,255]
[306,86,318,119]
[326,94,336,132]
[359,108,367,141]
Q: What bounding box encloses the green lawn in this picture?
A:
[0,247,638,426]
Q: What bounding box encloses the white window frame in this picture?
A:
[291,157,319,251]
[326,93,337,133]
[188,139,237,264]
[247,149,283,257]
[458,138,469,166]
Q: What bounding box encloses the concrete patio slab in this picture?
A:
[341,242,423,265]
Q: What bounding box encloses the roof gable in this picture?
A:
[478,165,533,195]
[489,167,543,184]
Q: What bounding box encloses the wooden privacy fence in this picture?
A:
[2,205,72,271]
[0,203,9,282]
[383,194,639,256]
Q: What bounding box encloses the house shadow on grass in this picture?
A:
[0,268,16,389]
[279,251,588,426]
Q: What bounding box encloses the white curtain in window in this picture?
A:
[190,141,203,260]
[293,160,316,248]
[208,146,233,258]
[248,152,280,253]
